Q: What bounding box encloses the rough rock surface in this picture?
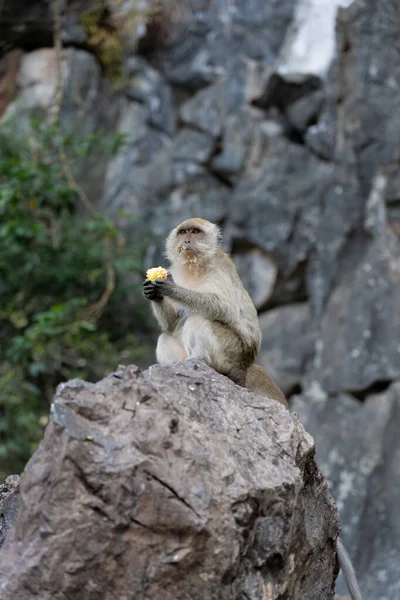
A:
[0,475,20,548]
[258,303,314,396]
[293,382,400,600]
[0,361,339,600]
[232,249,278,310]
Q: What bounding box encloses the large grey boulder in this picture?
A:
[0,361,340,600]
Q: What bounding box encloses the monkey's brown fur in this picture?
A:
[143,218,288,408]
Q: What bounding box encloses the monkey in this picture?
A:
[143,218,363,599]
[143,217,287,408]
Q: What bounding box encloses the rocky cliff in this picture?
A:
[1,1,400,598]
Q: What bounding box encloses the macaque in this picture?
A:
[143,217,287,408]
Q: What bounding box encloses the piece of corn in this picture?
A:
[146,266,168,281]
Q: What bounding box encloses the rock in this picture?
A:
[12,48,59,114]
[258,303,314,395]
[293,382,400,600]
[230,137,332,280]
[306,167,364,319]
[307,0,400,195]
[0,475,20,549]
[305,113,336,161]
[170,128,215,164]
[364,173,387,237]
[159,0,296,88]
[152,172,230,228]
[106,0,150,53]
[180,80,226,137]
[224,57,263,110]
[106,134,228,218]
[102,98,171,212]
[211,107,271,181]
[315,232,400,394]
[232,249,278,310]
[0,361,340,600]
[125,56,176,136]
[285,89,324,131]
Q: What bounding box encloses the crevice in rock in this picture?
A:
[285,125,306,146]
[230,238,259,254]
[254,74,322,113]
[0,32,53,57]
[205,135,235,188]
[206,167,234,189]
[286,383,303,400]
[304,143,334,164]
[171,83,193,112]
[265,263,309,311]
[143,469,201,519]
[262,552,285,575]
[349,379,392,402]
[131,517,153,531]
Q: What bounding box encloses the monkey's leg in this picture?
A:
[156,333,187,365]
[181,317,247,385]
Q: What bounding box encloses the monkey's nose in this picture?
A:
[184,239,191,244]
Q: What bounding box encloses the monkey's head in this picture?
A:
[166,218,221,267]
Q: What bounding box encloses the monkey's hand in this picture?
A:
[150,273,176,299]
[143,273,175,301]
[143,278,164,302]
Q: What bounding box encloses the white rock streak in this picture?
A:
[278,0,354,82]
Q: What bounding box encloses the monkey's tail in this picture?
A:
[245,364,288,408]
[336,537,363,600]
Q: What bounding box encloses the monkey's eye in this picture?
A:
[192,228,200,234]
[178,229,186,235]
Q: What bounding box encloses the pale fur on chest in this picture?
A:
[170,265,208,290]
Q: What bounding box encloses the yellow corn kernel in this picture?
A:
[146,266,168,281]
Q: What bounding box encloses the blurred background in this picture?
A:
[0,0,399,598]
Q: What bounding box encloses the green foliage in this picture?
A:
[0,122,151,478]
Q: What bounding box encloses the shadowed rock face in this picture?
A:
[0,361,339,600]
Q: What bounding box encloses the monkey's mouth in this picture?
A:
[178,245,196,254]
[178,246,199,263]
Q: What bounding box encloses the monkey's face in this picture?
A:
[176,226,206,262]
[166,218,221,266]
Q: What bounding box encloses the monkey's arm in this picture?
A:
[151,299,179,333]
[143,279,179,333]
[154,279,234,324]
